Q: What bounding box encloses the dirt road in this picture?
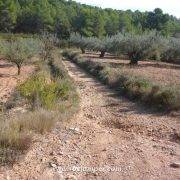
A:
[1,60,180,180]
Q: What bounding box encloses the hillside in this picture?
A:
[0,0,180,38]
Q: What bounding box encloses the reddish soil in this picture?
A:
[0,60,35,104]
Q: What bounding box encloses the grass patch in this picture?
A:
[62,50,180,111]
[18,73,70,110]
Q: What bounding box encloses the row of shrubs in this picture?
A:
[63,50,180,111]
[0,51,79,165]
[70,32,180,64]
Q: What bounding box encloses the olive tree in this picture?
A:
[70,34,116,57]
[3,38,38,75]
[85,36,116,58]
[162,38,180,62]
[106,33,124,55]
[69,33,87,53]
[118,32,167,65]
[69,32,170,63]
[84,37,101,52]
[95,37,110,58]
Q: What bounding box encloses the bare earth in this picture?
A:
[0,60,180,180]
[0,60,35,104]
[83,53,180,86]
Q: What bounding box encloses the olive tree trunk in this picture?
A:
[130,58,138,65]
[129,52,139,65]
[17,64,21,75]
[99,51,105,58]
[81,48,85,54]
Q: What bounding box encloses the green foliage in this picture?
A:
[0,0,19,32]
[116,32,168,64]
[0,1,179,37]
[69,33,85,51]
[70,33,118,57]
[146,8,170,35]
[70,32,180,63]
[18,73,70,110]
[162,38,180,62]
[1,38,40,74]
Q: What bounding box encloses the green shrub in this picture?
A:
[162,38,180,62]
[69,33,86,53]
[18,72,70,110]
[147,87,180,110]
[48,58,67,79]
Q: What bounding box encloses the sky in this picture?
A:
[74,0,180,18]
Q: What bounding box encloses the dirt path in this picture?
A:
[1,60,180,180]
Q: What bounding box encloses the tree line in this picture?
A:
[0,0,180,38]
[70,32,180,64]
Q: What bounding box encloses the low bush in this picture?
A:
[162,38,180,63]
[18,59,78,111]
[1,38,40,75]
[12,110,56,135]
[146,87,180,110]
[63,50,180,111]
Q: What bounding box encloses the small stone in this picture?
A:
[58,151,64,155]
[87,114,93,119]
[65,140,69,144]
[49,152,54,156]
[67,155,71,159]
[69,127,82,135]
[49,162,57,169]
[93,172,98,176]
[87,155,91,158]
[170,162,180,168]
[40,157,47,163]
[170,151,176,156]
